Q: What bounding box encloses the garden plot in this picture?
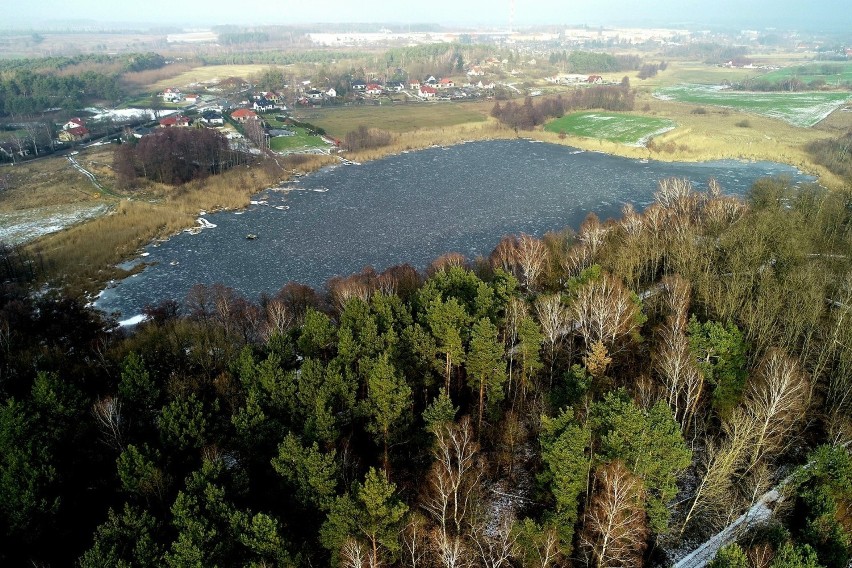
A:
[655,84,851,127]
[545,112,675,145]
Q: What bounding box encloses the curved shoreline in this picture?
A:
[335,117,840,189]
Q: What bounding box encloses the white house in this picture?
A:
[161,88,182,102]
[326,88,337,98]
[365,83,383,95]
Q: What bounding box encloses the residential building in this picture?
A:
[159,115,191,128]
[232,109,259,122]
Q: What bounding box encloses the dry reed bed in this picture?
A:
[26,159,295,295]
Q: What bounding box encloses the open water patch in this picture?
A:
[95,139,814,319]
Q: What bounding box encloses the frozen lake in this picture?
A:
[96,139,814,319]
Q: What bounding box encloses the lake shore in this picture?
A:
[337,115,844,189]
[24,111,842,301]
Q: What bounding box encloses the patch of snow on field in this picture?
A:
[0,204,110,245]
[634,124,677,147]
[85,107,178,121]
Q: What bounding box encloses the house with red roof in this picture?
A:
[184,94,200,104]
[365,83,383,95]
[58,126,90,142]
[409,80,421,90]
[231,108,259,123]
[62,118,86,131]
[587,75,604,84]
[159,115,191,128]
[439,78,455,89]
[419,85,437,99]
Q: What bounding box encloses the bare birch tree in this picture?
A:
[471,518,515,568]
[515,234,548,291]
[578,213,609,256]
[535,294,570,386]
[340,537,371,568]
[745,348,810,467]
[655,325,703,430]
[680,409,757,533]
[580,461,649,568]
[422,417,482,539]
[572,272,643,353]
[92,396,124,451]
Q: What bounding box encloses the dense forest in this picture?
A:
[0,52,165,116]
[1,175,850,567]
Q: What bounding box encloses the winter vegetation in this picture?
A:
[654,85,851,127]
[2,175,851,567]
[2,21,852,568]
[544,112,675,145]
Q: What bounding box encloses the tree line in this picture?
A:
[0,52,167,117]
[113,128,247,187]
[1,176,851,567]
[491,84,634,130]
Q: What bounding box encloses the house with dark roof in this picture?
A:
[200,110,225,125]
[351,80,367,91]
[253,97,276,112]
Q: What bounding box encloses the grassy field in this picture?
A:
[545,112,675,145]
[759,62,852,86]
[295,102,490,138]
[149,64,282,91]
[638,54,821,89]
[269,126,329,152]
[654,84,851,127]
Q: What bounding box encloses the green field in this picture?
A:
[759,62,852,86]
[655,84,851,127]
[294,102,489,138]
[545,112,676,145]
[269,126,329,153]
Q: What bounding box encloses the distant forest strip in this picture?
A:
[2,176,851,567]
[0,52,166,116]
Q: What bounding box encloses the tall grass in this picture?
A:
[26,157,298,296]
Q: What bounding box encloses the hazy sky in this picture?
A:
[5,0,851,31]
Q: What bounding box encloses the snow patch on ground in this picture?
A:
[0,203,110,245]
[118,314,148,327]
[85,107,178,121]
